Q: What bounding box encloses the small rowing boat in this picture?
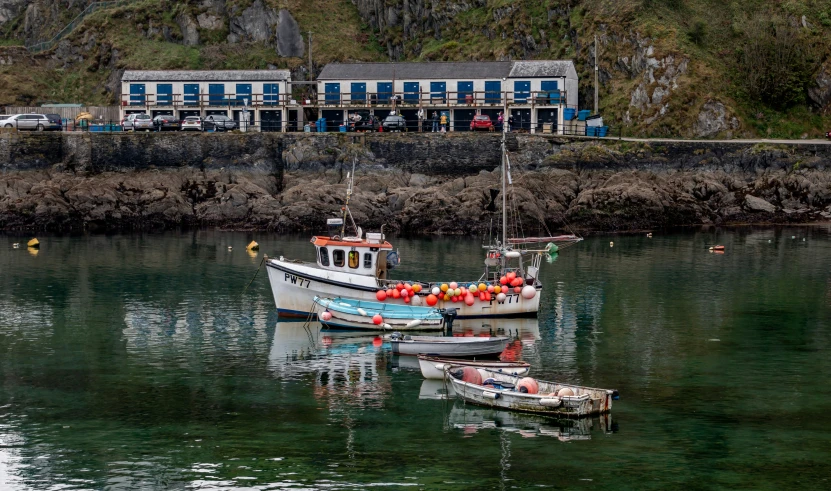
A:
[417,355,530,380]
[389,332,510,358]
[447,366,618,417]
[314,296,449,330]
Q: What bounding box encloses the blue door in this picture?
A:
[351,83,366,103]
[325,83,341,104]
[377,82,393,103]
[236,83,252,106]
[156,84,172,105]
[457,81,473,103]
[430,81,446,103]
[403,82,419,103]
[541,80,560,103]
[209,84,225,106]
[184,84,199,106]
[484,81,501,104]
[264,83,280,106]
[513,81,531,103]
[130,84,145,105]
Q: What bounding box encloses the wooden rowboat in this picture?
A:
[314,296,447,330]
[417,355,530,380]
[447,367,618,417]
[389,333,510,358]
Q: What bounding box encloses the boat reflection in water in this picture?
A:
[448,404,616,441]
[419,379,456,400]
[268,321,392,409]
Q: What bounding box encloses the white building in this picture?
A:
[120,70,292,131]
[316,60,579,133]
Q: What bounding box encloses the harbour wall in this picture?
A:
[1,132,830,233]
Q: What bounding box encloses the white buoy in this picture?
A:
[521,285,537,299]
[12,243,20,249]
[228,246,233,251]
[496,292,507,303]
[357,308,368,317]
[405,319,422,329]
[610,241,614,247]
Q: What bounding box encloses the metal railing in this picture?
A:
[120,92,290,108]
[0,117,623,138]
[316,89,570,108]
[25,0,136,53]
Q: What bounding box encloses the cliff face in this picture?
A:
[1,133,829,233]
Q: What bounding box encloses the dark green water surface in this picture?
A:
[1,227,830,490]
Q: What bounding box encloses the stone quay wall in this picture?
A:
[1,132,830,233]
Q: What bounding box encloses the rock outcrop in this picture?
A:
[275,9,303,58]
[1,133,830,233]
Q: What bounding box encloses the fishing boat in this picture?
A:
[389,332,510,358]
[314,296,451,331]
[265,134,581,319]
[417,355,530,380]
[447,367,618,417]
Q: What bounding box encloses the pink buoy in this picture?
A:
[521,285,537,299]
[449,281,458,290]
[464,294,475,306]
[320,311,332,321]
[513,286,522,294]
[372,314,383,325]
[487,285,495,293]
[460,366,482,385]
[517,377,539,394]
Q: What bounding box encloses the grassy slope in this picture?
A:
[1,0,829,137]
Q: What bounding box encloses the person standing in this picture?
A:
[498,111,504,132]
[440,112,448,132]
[507,114,514,133]
[431,111,439,132]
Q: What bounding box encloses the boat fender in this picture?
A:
[505,251,521,258]
[539,397,562,407]
[483,391,500,400]
[357,308,368,316]
[382,323,392,329]
[405,319,422,329]
[611,390,620,400]
[434,363,445,371]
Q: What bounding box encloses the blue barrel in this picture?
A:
[598,126,609,137]
[339,125,347,133]
[550,90,561,103]
[577,110,591,121]
[586,126,596,137]
[563,108,576,121]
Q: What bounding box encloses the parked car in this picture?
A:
[826,130,831,140]
[44,114,63,131]
[381,114,407,132]
[1,114,52,131]
[470,114,494,131]
[348,111,380,132]
[180,116,203,131]
[203,114,236,131]
[124,113,153,132]
[152,115,180,131]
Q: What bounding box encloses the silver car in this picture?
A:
[2,113,51,131]
[123,113,153,132]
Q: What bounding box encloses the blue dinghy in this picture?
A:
[314,296,450,331]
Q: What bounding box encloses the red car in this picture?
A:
[470,114,494,131]
[826,130,831,140]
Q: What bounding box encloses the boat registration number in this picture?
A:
[499,294,520,304]
[284,273,311,288]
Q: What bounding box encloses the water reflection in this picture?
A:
[447,404,614,441]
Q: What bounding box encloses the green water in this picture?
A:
[1,227,830,490]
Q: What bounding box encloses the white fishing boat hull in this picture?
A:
[267,258,540,319]
[390,335,510,358]
[447,368,617,417]
[417,356,531,380]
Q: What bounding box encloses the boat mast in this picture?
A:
[501,133,507,249]
[341,158,356,237]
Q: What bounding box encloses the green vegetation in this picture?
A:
[0,0,829,137]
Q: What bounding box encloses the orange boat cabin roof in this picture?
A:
[312,236,393,250]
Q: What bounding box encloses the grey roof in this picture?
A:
[318,62,514,80]
[509,61,575,78]
[121,70,291,82]
[318,60,575,80]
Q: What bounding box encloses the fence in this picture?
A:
[4,106,122,122]
[25,0,136,53]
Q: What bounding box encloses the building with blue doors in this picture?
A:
[315,60,578,133]
[120,70,292,131]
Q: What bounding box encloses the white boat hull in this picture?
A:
[418,357,530,380]
[391,335,510,358]
[267,258,541,319]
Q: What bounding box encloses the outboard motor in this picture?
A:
[449,368,465,380]
[441,308,458,331]
[390,331,403,341]
[386,250,401,270]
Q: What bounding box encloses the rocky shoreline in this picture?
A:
[1,133,830,234]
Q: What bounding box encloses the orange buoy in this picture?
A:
[426,294,438,306]
[557,387,575,397]
[517,377,539,394]
[376,290,387,301]
[459,366,482,385]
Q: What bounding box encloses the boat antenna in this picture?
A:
[341,158,358,238]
